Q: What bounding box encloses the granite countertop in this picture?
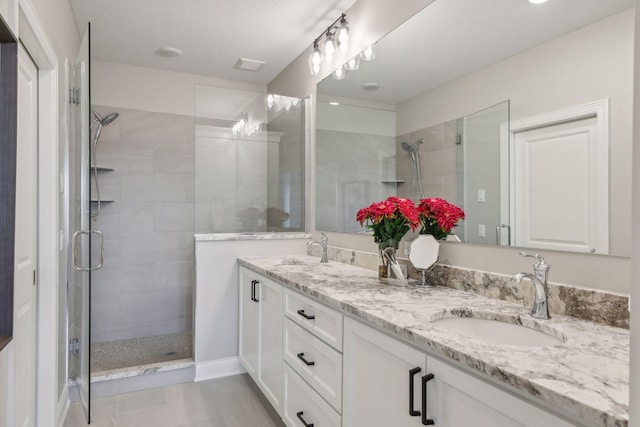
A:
[195,232,311,241]
[238,255,629,427]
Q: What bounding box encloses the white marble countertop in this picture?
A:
[195,232,311,241]
[238,255,629,427]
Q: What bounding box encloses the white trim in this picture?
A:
[194,357,246,382]
[18,0,61,426]
[506,100,610,253]
[55,385,69,427]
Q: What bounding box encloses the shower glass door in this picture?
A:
[69,24,94,422]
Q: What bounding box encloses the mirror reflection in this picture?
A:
[316,0,633,257]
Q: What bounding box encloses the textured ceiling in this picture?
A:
[318,0,634,105]
[68,0,357,84]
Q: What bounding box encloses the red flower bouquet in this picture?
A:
[356,196,419,250]
[417,198,465,240]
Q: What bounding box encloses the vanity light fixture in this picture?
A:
[308,13,349,76]
[344,55,360,71]
[360,44,376,61]
[528,0,549,3]
[332,65,347,80]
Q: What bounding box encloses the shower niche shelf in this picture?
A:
[90,199,115,203]
[91,165,114,172]
[380,179,405,184]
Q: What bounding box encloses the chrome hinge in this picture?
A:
[33,269,36,286]
[69,338,80,355]
[69,87,80,105]
[456,133,463,145]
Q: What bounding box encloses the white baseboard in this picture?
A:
[56,385,70,427]
[194,357,246,382]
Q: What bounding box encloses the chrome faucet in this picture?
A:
[512,252,551,320]
[307,232,329,263]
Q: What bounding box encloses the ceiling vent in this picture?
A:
[234,58,266,72]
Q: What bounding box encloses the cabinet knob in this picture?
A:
[296,411,314,427]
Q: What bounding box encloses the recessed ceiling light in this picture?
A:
[155,47,183,58]
[234,58,266,72]
[329,102,340,106]
[362,83,380,92]
[528,0,549,4]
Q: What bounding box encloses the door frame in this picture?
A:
[500,99,609,252]
[17,0,61,425]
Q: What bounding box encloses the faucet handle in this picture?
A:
[518,251,550,271]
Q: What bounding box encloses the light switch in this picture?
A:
[478,189,486,202]
[478,224,486,237]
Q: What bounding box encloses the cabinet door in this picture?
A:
[257,276,283,414]
[343,317,426,427]
[238,268,259,377]
[426,356,574,427]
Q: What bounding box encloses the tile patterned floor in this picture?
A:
[64,374,284,427]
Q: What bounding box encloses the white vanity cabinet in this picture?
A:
[238,267,283,414]
[343,317,428,426]
[343,316,573,427]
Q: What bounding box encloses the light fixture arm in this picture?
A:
[313,13,346,45]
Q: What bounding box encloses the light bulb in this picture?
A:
[344,56,360,71]
[337,17,349,51]
[308,42,323,76]
[266,94,275,110]
[360,45,375,61]
[324,32,336,60]
[332,65,346,80]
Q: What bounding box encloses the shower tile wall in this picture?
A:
[90,106,195,344]
[316,129,396,232]
[396,119,458,203]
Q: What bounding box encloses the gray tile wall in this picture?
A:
[396,119,458,203]
[90,107,195,343]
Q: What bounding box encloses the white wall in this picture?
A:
[93,61,265,116]
[269,1,633,294]
[194,238,308,381]
[0,343,11,427]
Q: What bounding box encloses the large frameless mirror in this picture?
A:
[316,0,633,257]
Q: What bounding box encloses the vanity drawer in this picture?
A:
[284,289,343,351]
[282,362,341,427]
[283,318,342,412]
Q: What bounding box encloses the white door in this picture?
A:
[343,317,427,426]
[14,43,39,427]
[512,116,608,253]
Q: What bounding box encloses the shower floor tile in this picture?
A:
[91,333,193,372]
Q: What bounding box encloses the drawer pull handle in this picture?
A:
[409,367,421,417]
[250,280,259,302]
[422,373,435,425]
[297,309,315,320]
[296,411,314,427]
[297,352,315,366]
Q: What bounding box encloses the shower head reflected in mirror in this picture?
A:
[401,138,425,200]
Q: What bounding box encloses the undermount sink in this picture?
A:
[431,310,566,347]
[278,258,320,266]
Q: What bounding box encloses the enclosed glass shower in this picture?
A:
[67,41,307,420]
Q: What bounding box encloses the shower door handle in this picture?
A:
[72,229,104,271]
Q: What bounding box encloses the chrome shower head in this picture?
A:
[400,138,423,153]
[91,110,119,126]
